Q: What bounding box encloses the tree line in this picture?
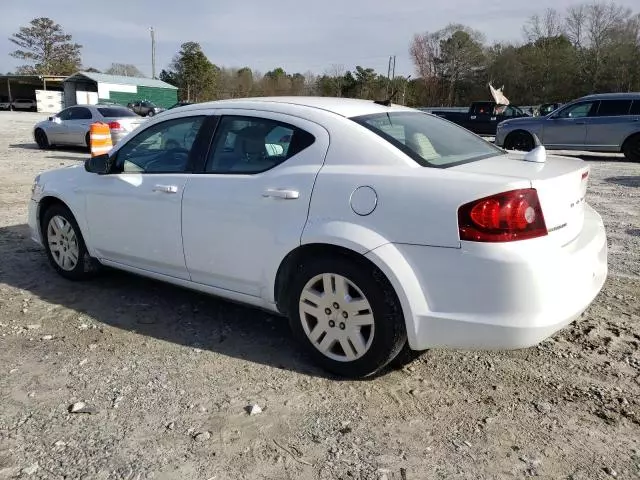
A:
[7,2,640,108]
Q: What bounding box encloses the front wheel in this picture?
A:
[288,256,407,378]
[504,131,534,151]
[41,204,101,280]
[623,134,640,162]
[34,129,50,149]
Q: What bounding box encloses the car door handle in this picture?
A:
[153,184,178,194]
[262,188,299,199]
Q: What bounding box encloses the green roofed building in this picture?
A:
[63,71,178,109]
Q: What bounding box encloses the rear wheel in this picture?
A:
[288,256,407,378]
[504,131,534,151]
[41,204,101,281]
[147,110,155,117]
[35,129,50,149]
[622,134,640,162]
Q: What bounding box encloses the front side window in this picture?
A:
[631,100,640,115]
[205,116,315,174]
[56,108,73,121]
[555,102,596,119]
[351,111,504,167]
[114,116,205,173]
[595,100,632,117]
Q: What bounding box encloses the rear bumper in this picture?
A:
[367,204,607,350]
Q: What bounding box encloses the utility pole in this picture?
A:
[386,55,396,97]
[150,27,156,79]
[402,75,411,106]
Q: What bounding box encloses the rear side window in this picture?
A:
[596,100,632,117]
[71,107,93,120]
[205,116,315,174]
[630,100,640,115]
[98,107,138,118]
[351,111,504,167]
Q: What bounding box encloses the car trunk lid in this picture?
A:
[452,153,590,246]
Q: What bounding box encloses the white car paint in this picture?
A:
[27,97,607,358]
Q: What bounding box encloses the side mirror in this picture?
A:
[84,154,111,175]
[48,116,53,121]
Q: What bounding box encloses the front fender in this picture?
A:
[36,188,92,256]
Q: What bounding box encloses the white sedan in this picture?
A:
[27,97,608,378]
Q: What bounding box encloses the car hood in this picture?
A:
[500,116,545,127]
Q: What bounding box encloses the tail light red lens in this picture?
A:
[108,121,122,130]
[458,188,547,242]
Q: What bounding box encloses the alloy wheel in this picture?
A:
[298,273,375,362]
[47,215,80,271]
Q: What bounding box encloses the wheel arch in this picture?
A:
[37,195,89,248]
[273,241,426,349]
[621,131,640,153]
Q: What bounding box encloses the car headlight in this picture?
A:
[31,175,43,196]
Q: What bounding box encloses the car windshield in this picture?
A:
[351,111,504,167]
[97,107,138,118]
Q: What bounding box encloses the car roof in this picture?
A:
[175,96,414,118]
[577,92,640,101]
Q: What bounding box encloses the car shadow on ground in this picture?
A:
[0,223,397,380]
[604,176,640,187]
[9,143,89,155]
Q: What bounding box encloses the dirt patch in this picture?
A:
[0,111,639,479]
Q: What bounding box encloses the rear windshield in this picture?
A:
[97,107,138,118]
[351,111,504,167]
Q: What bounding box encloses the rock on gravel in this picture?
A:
[194,431,211,442]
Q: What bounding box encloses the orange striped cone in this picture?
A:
[90,122,113,157]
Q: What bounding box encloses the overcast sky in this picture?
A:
[1,0,637,77]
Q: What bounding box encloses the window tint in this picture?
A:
[631,100,640,115]
[114,116,205,173]
[352,112,503,167]
[596,100,632,117]
[97,107,138,118]
[205,116,315,174]
[71,107,93,120]
[556,102,596,119]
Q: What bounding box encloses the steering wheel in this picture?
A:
[145,147,190,172]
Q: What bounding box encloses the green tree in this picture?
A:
[9,17,82,75]
[168,42,219,101]
[437,26,486,105]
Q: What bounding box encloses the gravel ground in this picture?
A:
[0,111,639,480]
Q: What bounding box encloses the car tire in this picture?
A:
[504,131,534,151]
[622,134,640,162]
[288,256,407,378]
[147,110,155,117]
[34,129,50,149]
[388,341,426,370]
[41,204,101,281]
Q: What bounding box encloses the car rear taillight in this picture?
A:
[458,188,547,242]
[108,121,122,131]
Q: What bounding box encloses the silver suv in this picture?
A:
[495,93,640,162]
